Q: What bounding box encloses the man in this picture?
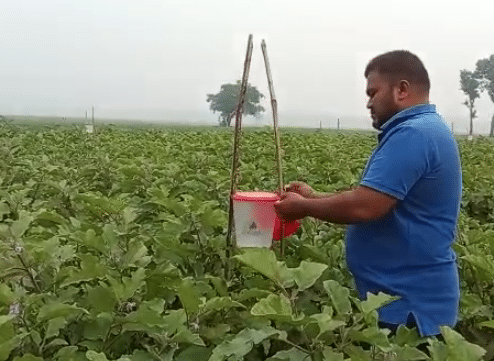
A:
[274,50,462,337]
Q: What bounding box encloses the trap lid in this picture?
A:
[233,191,280,202]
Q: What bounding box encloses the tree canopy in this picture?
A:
[474,55,494,136]
[460,69,481,136]
[207,81,265,126]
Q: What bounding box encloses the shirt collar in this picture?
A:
[377,103,436,142]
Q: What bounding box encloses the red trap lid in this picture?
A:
[233,191,280,202]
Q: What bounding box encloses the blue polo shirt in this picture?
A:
[346,104,462,336]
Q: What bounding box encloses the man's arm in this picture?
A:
[275,186,398,224]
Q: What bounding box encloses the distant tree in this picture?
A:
[460,69,481,136]
[474,55,494,137]
[207,81,265,127]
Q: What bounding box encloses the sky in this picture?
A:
[1,0,493,133]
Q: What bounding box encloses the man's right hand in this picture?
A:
[285,181,316,198]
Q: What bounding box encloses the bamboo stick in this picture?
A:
[226,34,254,277]
[261,39,286,257]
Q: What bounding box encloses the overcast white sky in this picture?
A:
[1,0,493,133]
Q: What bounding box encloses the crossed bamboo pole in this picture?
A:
[225,35,286,278]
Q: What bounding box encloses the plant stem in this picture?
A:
[17,254,42,293]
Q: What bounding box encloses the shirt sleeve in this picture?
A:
[360,126,431,200]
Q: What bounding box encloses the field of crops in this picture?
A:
[2,121,494,361]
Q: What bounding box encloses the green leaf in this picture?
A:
[348,326,392,350]
[323,280,351,315]
[393,324,423,347]
[12,355,44,361]
[310,313,345,335]
[359,292,399,314]
[206,276,229,297]
[291,261,328,291]
[0,284,14,306]
[209,326,286,361]
[171,328,205,346]
[45,317,67,339]
[234,248,292,286]
[201,297,246,313]
[175,345,212,361]
[0,316,19,361]
[479,319,494,329]
[87,285,117,313]
[0,203,9,218]
[268,348,309,361]
[390,345,428,360]
[321,347,345,361]
[236,288,272,301]
[177,279,201,315]
[125,299,166,328]
[86,351,109,361]
[37,302,87,322]
[439,326,486,361]
[251,294,293,318]
[61,253,109,287]
[11,211,33,238]
[122,207,138,224]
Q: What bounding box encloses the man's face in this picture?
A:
[366,70,400,130]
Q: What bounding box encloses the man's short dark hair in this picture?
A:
[364,50,430,92]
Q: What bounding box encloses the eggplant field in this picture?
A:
[2,122,494,361]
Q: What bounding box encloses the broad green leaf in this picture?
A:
[390,345,428,360]
[201,297,246,313]
[87,285,117,313]
[0,203,9,218]
[11,211,33,238]
[120,350,155,361]
[323,280,351,315]
[209,326,286,361]
[175,345,211,361]
[0,284,14,306]
[268,347,309,361]
[86,351,109,361]
[251,294,292,318]
[45,317,67,339]
[206,276,229,297]
[322,347,345,361]
[37,302,87,322]
[291,261,328,291]
[479,319,494,329]
[310,313,345,335]
[348,326,392,350]
[0,317,19,361]
[200,324,230,340]
[13,355,43,361]
[440,326,486,361]
[61,253,109,287]
[359,292,399,314]
[342,344,373,361]
[234,249,292,286]
[14,353,43,361]
[236,288,271,301]
[122,207,138,224]
[393,324,423,347]
[171,328,205,346]
[125,299,166,328]
[177,279,200,315]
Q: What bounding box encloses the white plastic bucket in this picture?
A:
[233,191,280,247]
[86,124,94,133]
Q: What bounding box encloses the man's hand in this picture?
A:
[274,192,308,221]
[285,181,315,198]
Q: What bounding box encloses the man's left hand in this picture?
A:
[274,192,308,221]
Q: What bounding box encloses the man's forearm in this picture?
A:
[302,190,373,224]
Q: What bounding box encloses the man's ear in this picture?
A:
[394,80,410,101]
